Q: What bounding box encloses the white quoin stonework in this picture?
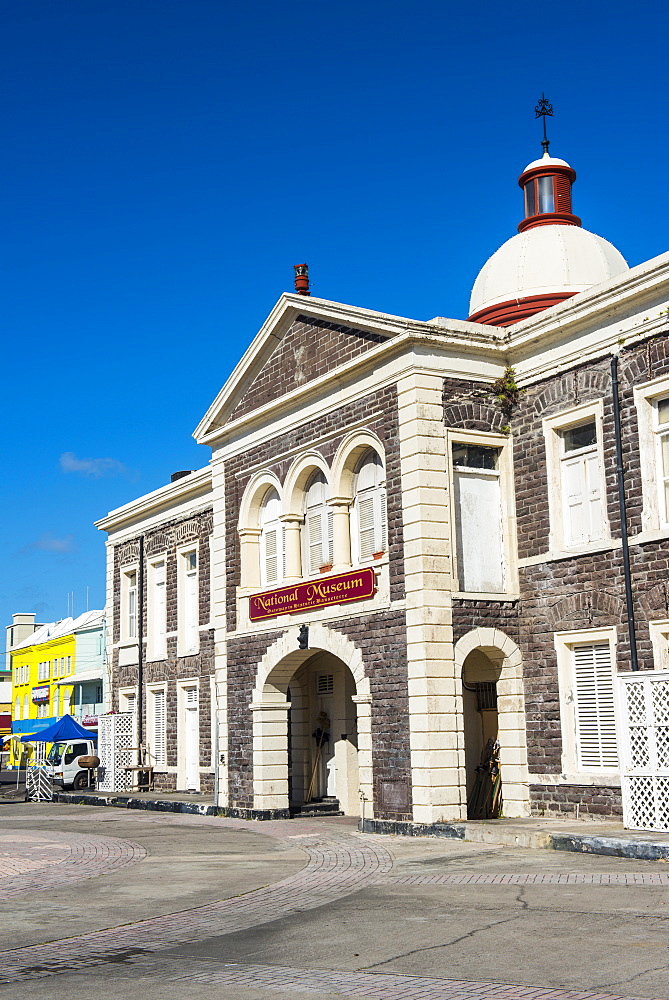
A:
[398,372,465,823]
[454,628,531,818]
[251,623,373,815]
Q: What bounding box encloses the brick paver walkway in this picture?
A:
[0,831,146,898]
[133,957,652,1000]
[385,871,669,885]
[0,835,392,983]
[2,828,666,998]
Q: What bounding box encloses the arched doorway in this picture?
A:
[462,649,502,817]
[251,624,373,817]
[455,628,530,819]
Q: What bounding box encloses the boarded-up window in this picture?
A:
[182,551,199,653]
[452,444,504,593]
[149,560,167,659]
[573,642,618,770]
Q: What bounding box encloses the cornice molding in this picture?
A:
[95,467,212,534]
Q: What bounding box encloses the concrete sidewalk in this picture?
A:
[51,788,669,861]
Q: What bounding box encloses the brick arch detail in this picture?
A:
[533,370,610,417]
[639,582,669,614]
[443,402,505,432]
[545,591,625,628]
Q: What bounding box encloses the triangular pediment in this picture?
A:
[194,294,409,443]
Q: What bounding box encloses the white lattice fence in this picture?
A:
[619,671,669,831]
[25,742,53,802]
[97,712,135,792]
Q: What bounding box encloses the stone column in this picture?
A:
[328,498,352,573]
[398,372,464,824]
[280,515,303,582]
[238,527,261,589]
[251,694,291,814]
[352,693,374,820]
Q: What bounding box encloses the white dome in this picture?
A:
[469,225,629,317]
[522,153,572,173]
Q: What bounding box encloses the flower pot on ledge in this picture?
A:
[319,564,333,574]
[372,551,385,560]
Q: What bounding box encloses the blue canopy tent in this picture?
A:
[20,714,97,744]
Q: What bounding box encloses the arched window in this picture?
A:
[304,471,333,575]
[23,694,29,720]
[353,450,386,562]
[259,489,283,586]
[14,696,21,721]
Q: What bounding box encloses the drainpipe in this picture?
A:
[137,535,145,741]
[611,353,639,671]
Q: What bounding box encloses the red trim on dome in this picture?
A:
[518,163,576,187]
[468,292,577,327]
[518,212,582,233]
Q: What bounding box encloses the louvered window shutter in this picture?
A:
[184,561,198,651]
[152,689,167,765]
[358,493,376,560]
[573,643,619,770]
[327,508,334,564]
[265,528,278,583]
[308,511,323,573]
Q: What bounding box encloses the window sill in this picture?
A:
[519,538,620,567]
[529,771,621,788]
[116,639,139,650]
[630,527,669,546]
[453,590,519,602]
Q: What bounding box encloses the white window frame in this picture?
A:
[554,626,620,781]
[177,543,199,656]
[648,619,669,671]
[118,685,139,742]
[259,490,284,588]
[147,554,168,661]
[146,682,168,770]
[543,400,610,554]
[121,564,140,643]
[351,450,387,565]
[303,471,334,577]
[446,428,518,597]
[634,374,669,536]
[177,677,201,790]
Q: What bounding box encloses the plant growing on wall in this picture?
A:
[490,366,524,430]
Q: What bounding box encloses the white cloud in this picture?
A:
[29,533,76,553]
[59,451,131,479]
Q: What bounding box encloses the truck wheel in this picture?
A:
[72,772,89,791]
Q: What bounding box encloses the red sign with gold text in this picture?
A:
[249,567,376,622]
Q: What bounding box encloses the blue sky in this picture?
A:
[1,0,667,662]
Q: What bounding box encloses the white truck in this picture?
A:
[47,737,98,790]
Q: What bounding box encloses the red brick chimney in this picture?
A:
[293,263,310,296]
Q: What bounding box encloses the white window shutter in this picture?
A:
[327,508,334,564]
[184,561,198,651]
[308,511,323,573]
[379,487,387,552]
[573,643,618,770]
[584,451,604,542]
[563,455,588,546]
[152,689,167,765]
[265,528,278,583]
[358,493,376,560]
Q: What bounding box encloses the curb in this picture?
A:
[52,791,290,821]
[359,817,669,861]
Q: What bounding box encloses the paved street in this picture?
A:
[1,803,668,999]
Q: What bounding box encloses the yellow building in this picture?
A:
[9,611,106,766]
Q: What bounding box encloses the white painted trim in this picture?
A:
[176,541,200,657]
[554,626,620,780]
[648,618,669,671]
[542,399,610,554]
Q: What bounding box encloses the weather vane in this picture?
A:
[534,93,553,155]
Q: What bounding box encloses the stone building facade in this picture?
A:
[97,468,216,794]
[98,143,669,827]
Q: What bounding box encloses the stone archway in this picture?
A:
[454,628,530,818]
[251,624,373,817]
